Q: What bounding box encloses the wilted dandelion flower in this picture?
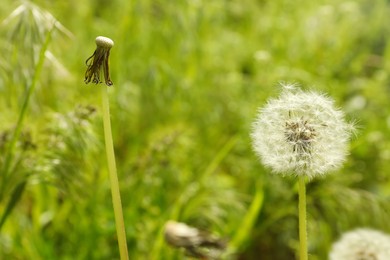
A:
[329,228,390,260]
[84,36,114,86]
[251,84,353,179]
[164,220,225,258]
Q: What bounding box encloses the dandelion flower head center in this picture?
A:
[284,116,317,156]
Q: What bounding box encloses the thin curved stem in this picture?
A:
[0,24,54,201]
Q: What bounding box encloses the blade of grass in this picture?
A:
[0,181,27,230]
[228,186,264,253]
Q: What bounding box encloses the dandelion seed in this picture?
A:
[84,36,114,86]
[251,84,354,179]
[329,228,390,260]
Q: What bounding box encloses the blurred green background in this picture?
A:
[1,0,390,259]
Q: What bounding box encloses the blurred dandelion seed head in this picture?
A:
[84,36,114,86]
[251,84,354,178]
[329,229,390,260]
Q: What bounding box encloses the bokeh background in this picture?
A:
[1,0,390,259]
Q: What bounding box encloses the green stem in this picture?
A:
[101,86,129,260]
[298,176,307,260]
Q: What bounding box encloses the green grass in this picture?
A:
[1,0,390,259]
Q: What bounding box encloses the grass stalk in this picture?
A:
[101,86,129,260]
[298,176,308,260]
[0,25,54,228]
[150,137,238,258]
[229,186,264,252]
[0,25,54,184]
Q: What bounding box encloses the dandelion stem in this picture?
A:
[298,176,308,260]
[101,86,129,260]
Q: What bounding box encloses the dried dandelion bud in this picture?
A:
[95,36,114,49]
[164,220,226,258]
[329,229,390,260]
[84,36,114,86]
[251,84,354,179]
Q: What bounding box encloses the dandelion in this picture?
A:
[84,36,128,259]
[164,220,226,259]
[251,84,353,179]
[329,228,390,260]
[84,36,114,86]
[250,83,354,260]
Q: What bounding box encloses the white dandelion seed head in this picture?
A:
[329,228,390,260]
[251,84,354,179]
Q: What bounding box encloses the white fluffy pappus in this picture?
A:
[251,84,354,179]
[329,228,390,260]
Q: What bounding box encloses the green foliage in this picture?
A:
[1,0,390,259]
